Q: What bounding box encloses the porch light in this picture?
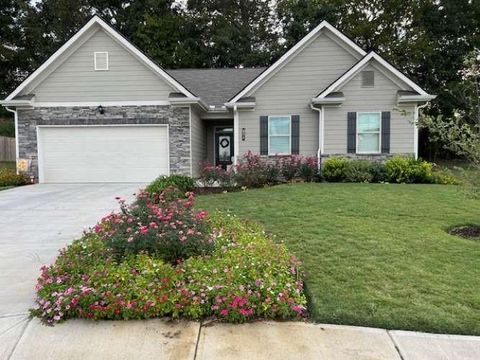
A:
[242,128,246,141]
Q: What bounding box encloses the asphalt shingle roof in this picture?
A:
[166,67,267,107]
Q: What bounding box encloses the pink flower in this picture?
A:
[149,222,158,229]
[139,226,149,235]
[291,305,305,315]
[195,211,207,221]
[239,308,253,316]
[127,236,134,243]
[220,309,229,316]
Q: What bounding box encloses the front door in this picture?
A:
[215,127,234,169]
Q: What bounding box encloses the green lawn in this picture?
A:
[197,183,480,335]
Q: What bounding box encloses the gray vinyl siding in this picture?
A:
[323,64,415,154]
[28,28,175,102]
[190,107,207,177]
[238,30,359,157]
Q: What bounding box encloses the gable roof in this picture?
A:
[227,21,367,104]
[315,52,434,100]
[4,16,197,102]
[167,68,266,107]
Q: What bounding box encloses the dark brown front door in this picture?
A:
[215,128,234,169]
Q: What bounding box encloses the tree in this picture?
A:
[0,0,30,97]
[419,51,480,167]
[186,0,279,67]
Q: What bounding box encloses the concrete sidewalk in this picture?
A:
[2,318,480,360]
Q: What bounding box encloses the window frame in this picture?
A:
[94,52,109,71]
[356,112,382,154]
[268,115,292,155]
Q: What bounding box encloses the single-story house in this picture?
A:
[1,16,435,183]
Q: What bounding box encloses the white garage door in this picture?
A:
[38,125,169,183]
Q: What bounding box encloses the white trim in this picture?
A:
[229,21,366,103]
[5,16,196,101]
[5,107,19,173]
[224,102,256,108]
[188,106,193,177]
[233,106,240,165]
[94,51,109,71]
[268,115,292,156]
[35,100,171,107]
[36,124,170,183]
[316,52,432,100]
[398,94,437,103]
[311,97,345,105]
[356,112,382,154]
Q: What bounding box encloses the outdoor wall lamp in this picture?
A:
[242,128,246,141]
[97,105,105,114]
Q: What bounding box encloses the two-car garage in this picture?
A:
[37,125,169,183]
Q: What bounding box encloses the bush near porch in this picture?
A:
[31,188,306,325]
[198,153,456,189]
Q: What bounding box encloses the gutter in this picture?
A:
[414,102,430,159]
[310,103,323,173]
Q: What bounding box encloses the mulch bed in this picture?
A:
[194,187,242,195]
[448,225,480,240]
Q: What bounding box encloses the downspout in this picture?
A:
[5,107,19,174]
[310,103,323,173]
[414,103,429,160]
[233,105,239,166]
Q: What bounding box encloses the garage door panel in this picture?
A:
[38,126,169,183]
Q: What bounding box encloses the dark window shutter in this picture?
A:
[381,111,391,153]
[347,112,357,153]
[291,115,300,155]
[260,116,268,155]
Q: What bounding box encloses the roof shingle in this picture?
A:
[166,68,266,107]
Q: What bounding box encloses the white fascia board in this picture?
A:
[5,16,197,101]
[311,97,345,104]
[224,102,256,108]
[398,94,437,103]
[169,97,209,111]
[317,52,432,99]
[228,21,366,104]
[0,99,34,107]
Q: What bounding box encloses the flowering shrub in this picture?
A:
[199,162,235,187]
[0,168,29,187]
[94,188,214,264]
[198,152,318,188]
[31,209,307,325]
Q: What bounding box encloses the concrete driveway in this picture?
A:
[0,184,142,317]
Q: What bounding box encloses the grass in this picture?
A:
[197,183,480,335]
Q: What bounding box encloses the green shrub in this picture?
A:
[0,169,29,187]
[322,158,349,182]
[369,162,388,183]
[145,175,195,196]
[431,167,458,185]
[385,156,433,183]
[298,157,318,182]
[31,212,307,325]
[95,189,213,264]
[344,160,374,183]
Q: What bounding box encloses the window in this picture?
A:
[361,70,374,87]
[94,52,109,71]
[268,116,291,155]
[357,112,381,153]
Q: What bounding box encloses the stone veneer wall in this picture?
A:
[17,105,190,180]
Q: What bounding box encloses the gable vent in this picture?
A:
[94,52,109,71]
[361,70,374,87]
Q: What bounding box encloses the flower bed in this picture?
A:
[31,190,306,325]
